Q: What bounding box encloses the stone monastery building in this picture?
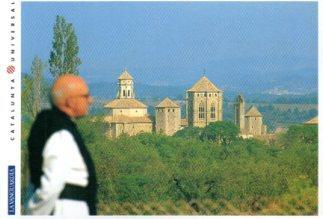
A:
[234,95,267,137]
[186,76,223,127]
[104,70,153,138]
[155,97,181,136]
[104,70,266,138]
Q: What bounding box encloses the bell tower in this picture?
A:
[235,95,245,132]
[117,69,135,99]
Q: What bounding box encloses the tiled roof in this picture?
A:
[304,116,318,125]
[155,97,180,108]
[118,70,133,80]
[245,106,262,117]
[104,115,152,124]
[104,98,147,109]
[187,76,222,92]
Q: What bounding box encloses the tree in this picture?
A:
[174,127,203,140]
[201,121,239,145]
[22,56,47,119]
[22,74,33,118]
[49,15,81,77]
[282,124,318,146]
[31,56,44,118]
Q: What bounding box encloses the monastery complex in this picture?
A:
[104,70,267,138]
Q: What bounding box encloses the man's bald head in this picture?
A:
[51,74,89,106]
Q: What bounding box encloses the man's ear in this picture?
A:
[65,97,74,108]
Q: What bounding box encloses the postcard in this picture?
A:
[0,0,319,217]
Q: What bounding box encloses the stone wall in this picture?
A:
[156,107,181,135]
[245,116,263,136]
[187,91,223,128]
[111,108,147,117]
[106,122,152,138]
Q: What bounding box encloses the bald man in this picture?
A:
[26,74,97,215]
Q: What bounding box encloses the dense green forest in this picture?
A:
[22,116,318,215]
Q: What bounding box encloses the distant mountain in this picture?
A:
[89,81,189,100]
[89,80,318,104]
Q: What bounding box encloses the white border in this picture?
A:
[0,0,21,217]
[0,0,320,218]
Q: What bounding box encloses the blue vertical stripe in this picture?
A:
[8,166,15,215]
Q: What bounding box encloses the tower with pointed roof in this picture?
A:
[117,69,135,99]
[235,95,245,133]
[155,97,181,135]
[186,76,223,127]
[104,70,152,138]
[233,95,267,137]
[244,105,266,136]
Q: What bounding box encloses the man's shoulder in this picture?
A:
[35,109,56,119]
[32,109,73,133]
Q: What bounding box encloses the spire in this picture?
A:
[187,76,222,92]
[118,69,133,80]
[117,69,135,99]
[245,106,262,117]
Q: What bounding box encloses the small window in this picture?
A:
[123,90,126,97]
[209,94,211,97]
[210,105,216,119]
[128,90,130,97]
[197,94,199,97]
[173,109,175,112]
[168,109,170,112]
[204,93,207,97]
[198,104,205,119]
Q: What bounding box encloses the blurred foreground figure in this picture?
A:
[26,74,97,215]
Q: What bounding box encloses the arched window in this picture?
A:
[210,104,216,119]
[128,90,131,97]
[123,90,126,97]
[199,103,205,119]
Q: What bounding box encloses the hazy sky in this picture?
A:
[22,2,317,90]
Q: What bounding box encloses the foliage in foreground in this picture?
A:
[21,118,318,215]
[79,119,317,214]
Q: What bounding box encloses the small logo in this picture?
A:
[7,65,15,74]
[8,166,15,215]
